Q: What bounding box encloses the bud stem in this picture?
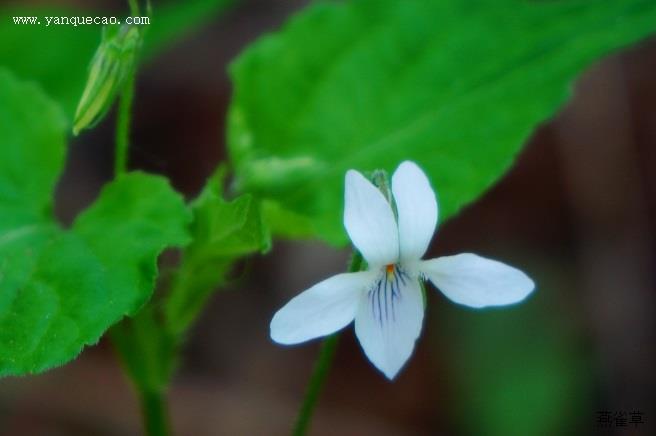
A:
[115,72,135,177]
[128,0,140,16]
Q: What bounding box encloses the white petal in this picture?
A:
[421,253,535,308]
[354,271,424,379]
[344,170,399,267]
[392,161,438,261]
[270,271,375,345]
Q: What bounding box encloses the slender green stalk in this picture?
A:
[115,0,140,176]
[128,0,140,16]
[140,390,170,436]
[292,335,339,436]
[291,252,363,436]
[111,2,172,435]
[113,5,170,433]
[111,307,174,436]
[114,73,135,177]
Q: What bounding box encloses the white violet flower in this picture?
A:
[270,161,535,379]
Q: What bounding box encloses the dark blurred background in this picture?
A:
[1,0,655,435]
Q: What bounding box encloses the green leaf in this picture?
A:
[260,199,315,240]
[165,168,270,335]
[187,170,271,258]
[0,8,98,119]
[73,173,192,316]
[0,68,65,270]
[0,0,235,117]
[0,69,190,376]
[228,0,656,244]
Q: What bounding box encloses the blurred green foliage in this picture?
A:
[437,263,592,436]
[0,8,97,117]
[0,0,235,118]
[229,0,656,245]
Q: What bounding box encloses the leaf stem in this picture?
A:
[115,72,135,177]
[291,251,363,436]
[140,389,171,436]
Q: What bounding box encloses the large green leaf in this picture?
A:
[228,0,656,244]
[0,0,235,117]
[0,69,190,376]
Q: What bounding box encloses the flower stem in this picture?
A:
[115,72,135,177]
[292,335,339,436]
[291,252,363,436]
[111,307,175,436]
[140,389,170,436]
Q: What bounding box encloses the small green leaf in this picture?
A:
[187,169,271,258]
[228,0,656,244]
[165,168,270,335]
[0,69,190,376]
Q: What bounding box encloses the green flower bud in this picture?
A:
[371,169,392,203]
[73,24,142,135]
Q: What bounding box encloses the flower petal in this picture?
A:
[392,161,438,261]
[270,271,375,345]
[421,253,535,308]
[354,271,424,379]
[344,170,399,267]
